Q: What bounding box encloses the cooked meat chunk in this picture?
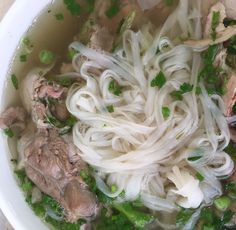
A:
[0,107,26,130]
[22,129,99,222]
[51,103,69,122]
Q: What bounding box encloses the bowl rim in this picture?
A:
[0,1,51,229]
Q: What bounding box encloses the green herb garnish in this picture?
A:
[64,0,82,16]
[20,54,27,62]
[111,185,117,193]
[151,71,166,88]
[164,0,174,6]
[223,18,236,27]
[162,107,170,119]
[196,172,204,182]
[176,208,194,228]
[211,11,220,41]
[22,37,31,46]
[180,83,193,93]
[39,50,55,65]
[107,105,114,113]
[11,74,19,90]
[187,156,202,161]
[106,0,119,18]
[170,91,183,101]
[214,196,230,211]
[57,78,73,87]
[109,79,122,96]
[3,128,14,137]
[85,0,95,13]
[55,13,64,20]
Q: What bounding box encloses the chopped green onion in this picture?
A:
[187,156,202,161]
[20,54,27,62]
[63,0,82,16]
[57,78,73,87]
[22,37,31,46]
[180,83,193,94]
[214,196,230,211]
[3,128,14,138]
[85,0,95,13]
[108,79,122,96]
[164,0,174,6]
[39,50,55,65]
[151,71,166,88]
[106,0,119,18]
[196,86,202,95]
[68,48,79,60]
[162,107,170,119]
[176,208,194,228]
[170,91,183,101]
[222,210,234,224]
[202,224,215,230]
[196,172,204,182]
[223,18,236,27]
[11,74,19,90]
[111,185,117,193]
[107,105,114,113]
[211,11,220,41]
[55,13,64,20]
[200,207,214,223]
[22,180,33,193]
[65,116,77,127]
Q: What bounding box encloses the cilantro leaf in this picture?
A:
[151,71,166,88]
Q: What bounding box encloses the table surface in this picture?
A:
[0,1,15,230]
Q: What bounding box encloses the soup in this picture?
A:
[1,0,236,229]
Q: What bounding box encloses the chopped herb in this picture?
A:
[187,156,202,161]
[57,78,73,87]
[107,105,114,113]
[196,172,204,182]
[85,0,95,13]
[180,83,193,94]
[111,185,117,193]
[109,79,122,96]
[112,202,154,229]
[151,71,166,88]
[222,210,234,224]
[68,48,79,60]
[202,224,215,230]
[11,74,19,90]
[65,115,77,127]
[106,0,119,18]
[63,0,82,16]
[162,107,170,119]
[199,45,225,95]
[39,50,55,65]
[20,54,27,62]
[200,207,214,224]
[196,86,202,95]
[176,208,194,228]
[211,11,220,41]
[22,180,33,193]
[164,0,174,6]
[214,196,230,211]
[170,91,183,101]
[22,37,31,46]
[47,116,64,128]
[223,18,236,27]
[3,128,14,137]
[55,13,64,20]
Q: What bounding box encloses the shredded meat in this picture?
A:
[22,129,99,222]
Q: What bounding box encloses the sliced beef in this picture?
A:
[22,129,99,222]
[0,107,26,131]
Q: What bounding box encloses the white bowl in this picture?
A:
[0,1,51,229]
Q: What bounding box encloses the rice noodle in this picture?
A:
[65,0,234,220]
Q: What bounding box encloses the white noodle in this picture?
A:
[65,0,234,218]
